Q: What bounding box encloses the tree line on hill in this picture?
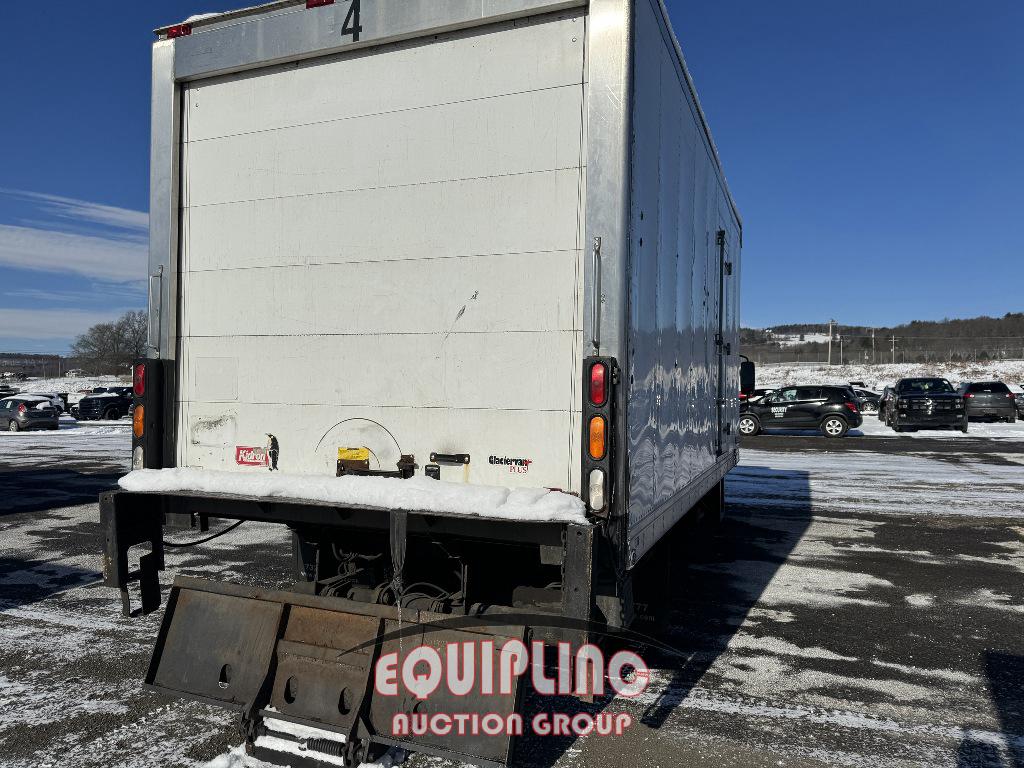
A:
[742,313,1024,364]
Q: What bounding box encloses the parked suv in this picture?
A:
[959,381,1017,423]
[0,396,59,431]
[886,378,967,432]
[76,387,134,421]
[739,385,863,438]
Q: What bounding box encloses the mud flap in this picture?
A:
[146,577,526,768]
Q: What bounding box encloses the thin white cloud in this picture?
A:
[0,307,136,340]
[0,224,147,283]
[0,188,148,234]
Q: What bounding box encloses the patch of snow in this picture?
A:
[956,588,1024,614]
[185,12,225,23]
[119,468,588,524]
[904,594,936,608]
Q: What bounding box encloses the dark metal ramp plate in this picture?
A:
[146,577,525,768]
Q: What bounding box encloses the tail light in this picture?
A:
[133,363,146,397]
[1007,393,1016,400]
[582,357,616,515]
[738,392,747,401]
[964,393,974,399]
[844,402,859,413]
[165,23,192,38]
[17,403,26,414]
[589,362,607,406]
[587,470,606,512]
[132,358,166,469]
[588,416,607,460]
[306,0,335,7]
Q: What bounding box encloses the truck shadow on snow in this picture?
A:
[511,466,812,766]
[0,468,122,516]
[957,651,1024,768]
[0,555,101,610]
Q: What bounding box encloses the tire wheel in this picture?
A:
[103,408,119,421]
[738,415,761,437]
[892,418,904,433]
[961,421,969,433]
[8,420,19,432]
[821,416,849,438]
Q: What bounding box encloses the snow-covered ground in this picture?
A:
[2,418,1022,768]
[755,360,1024,391]
[5,375,124,394]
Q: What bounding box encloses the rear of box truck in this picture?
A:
[105,3,743,766]
[175,12,587,492]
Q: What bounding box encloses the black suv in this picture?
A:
[959,381,1017,423]
[739,385,863,438]
[885,378,967,432]
[77,387,134,421]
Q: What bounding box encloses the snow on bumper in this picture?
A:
[118,468,588,524]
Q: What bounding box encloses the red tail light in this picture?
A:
[589,362,607,406]
[739,392,748,401]
[964,393,974,399]
[1007,393,1016,400]
[134,363,146,397]
[844,402,859,413]
[306,0,335,7]
[166,23,192,38]
[17,403,26,414]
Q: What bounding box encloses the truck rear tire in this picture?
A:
[103,407,119,421]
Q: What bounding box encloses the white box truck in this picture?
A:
[102,1,747,765]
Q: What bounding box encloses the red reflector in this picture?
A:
[134,363,146,398]
[166,23,192,38]
[306,0,335,7]
[590,363,607,406]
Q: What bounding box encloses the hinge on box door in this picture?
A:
[716,230,726,247]
[715,333,724,347]
[724,261,734,276]
[725,343,732,355]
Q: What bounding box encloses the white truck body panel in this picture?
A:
[176,14,587,490]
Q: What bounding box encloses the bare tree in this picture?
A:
[70,310,147,374]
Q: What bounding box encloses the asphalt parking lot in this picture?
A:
[1,425,1022,768]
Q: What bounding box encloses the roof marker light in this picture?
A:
[166,24,192,39]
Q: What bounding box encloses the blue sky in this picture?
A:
[0,2,1021,352]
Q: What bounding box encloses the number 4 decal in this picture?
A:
[343,0,362,42]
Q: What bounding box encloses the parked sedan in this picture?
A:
[0,396,60,432]
[960,381,1017,423]
[21,392,64,414]
[1017,386,1024,419]
[739,385,863,438]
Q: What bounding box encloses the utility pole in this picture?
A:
[827,319,836,366]
[871,329,876,365]
[839,335,844,365]
[891,335,896,364]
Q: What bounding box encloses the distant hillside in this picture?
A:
[741,313,1024,364]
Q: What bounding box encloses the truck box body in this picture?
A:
[105,1,743,765]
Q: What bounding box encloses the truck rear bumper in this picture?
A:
[101,490,601,768]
